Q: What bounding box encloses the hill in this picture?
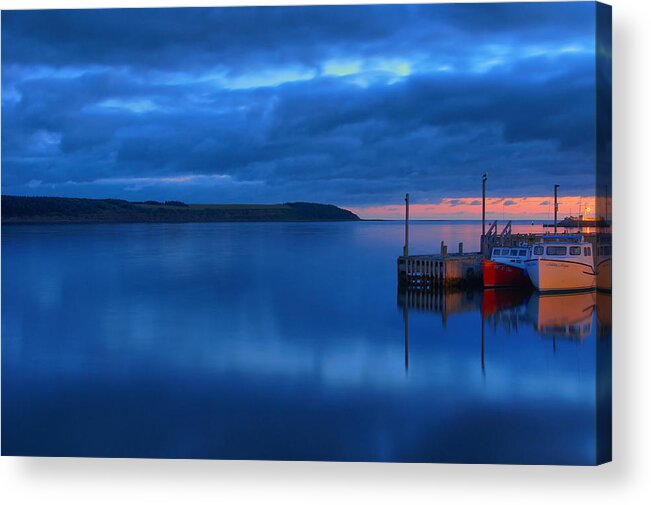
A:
[1,196,361,223]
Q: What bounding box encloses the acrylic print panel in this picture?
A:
[1,2,612,464]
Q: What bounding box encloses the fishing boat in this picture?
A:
[524,235,596,292]
[482,246,531,288]
[596,242,612,291]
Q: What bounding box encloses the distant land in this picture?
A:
[1,196,361,223]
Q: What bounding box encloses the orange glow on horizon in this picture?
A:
[348,196,597,220]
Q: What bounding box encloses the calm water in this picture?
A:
[1,221,610,464]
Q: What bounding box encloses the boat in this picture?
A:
[596,241,612,291]
[482,246,531,288]
[524,235,596,292]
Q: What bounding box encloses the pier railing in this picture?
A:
[482,220,513,254]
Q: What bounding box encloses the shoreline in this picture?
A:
[1,196,361,224]
[3,218,596,226]
[1,218,367,225]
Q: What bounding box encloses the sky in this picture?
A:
[1,3,605,219]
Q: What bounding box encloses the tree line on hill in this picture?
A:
[1,196,361,223]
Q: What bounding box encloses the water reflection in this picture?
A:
[3,222,605,464]
[596,291,612,335]
[595,290,612,463]
[526,291,595,341]
[398,286,601,374]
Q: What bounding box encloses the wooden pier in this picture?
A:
[396,189,602,291]
[397,247,483,289]
[398,193,484,289]
[397,230,600,290]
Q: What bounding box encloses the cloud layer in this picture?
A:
[2,3,601,212]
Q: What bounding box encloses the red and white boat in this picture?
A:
[525,235,596,292]
[482,246,531,288]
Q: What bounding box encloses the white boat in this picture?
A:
[524,235,596,292]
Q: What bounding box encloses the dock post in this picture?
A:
[404,193,410,257]
[554,184,560,233]
[459,242,463,254]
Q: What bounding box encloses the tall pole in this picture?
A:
[554,184,560,234]
[482,173,487,254]
[404,193,410,257]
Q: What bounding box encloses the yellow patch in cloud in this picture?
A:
[323,60,361,77]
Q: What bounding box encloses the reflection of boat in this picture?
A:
[526,291,596,340]
[482,246,530,288]
[482,288,532,335]
[481,288,531,317]
[596,291,612,334]
[525,235,596,292]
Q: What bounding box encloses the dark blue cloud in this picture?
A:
[1,3,601,207]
